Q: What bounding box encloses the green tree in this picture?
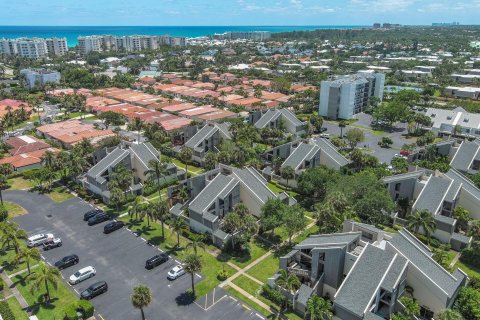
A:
[146,159,169,201]
[170,218,188,248]
[345,128,365,149]
[400,296,420,318]
[15,247,41,275]
[0,163,13,205]
[453,207,471,233]
[204,152,217,171]
[129,117,144,143]
[179,147,193,175]
[153,200,170,239]
[454,287,480,320]
[223,203,258,250]
[437,309,464,320]
[186,233,206,256]
[260,198,286,234]
[275,269,301,295]
[406,209,436,239]
[338,121,347,138]
[98,111,126,129]
[281,165,295,186]
[306,295,332,320]
[0,221,27,254]
[283,205,307,245]
[309,114,323,133]
[29,262,61,303]
[131,285,152,320]
[184,254,202,297]
[109,187,125,211]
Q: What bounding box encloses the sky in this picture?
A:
[0,0,479,26]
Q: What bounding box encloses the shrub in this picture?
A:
[0,301,15,320]
[460,241,480,268]
[77,299,95,318]
[261,285,287,306]
[63,302,79,320]
[217,265,229,281]
[454,287,480,320]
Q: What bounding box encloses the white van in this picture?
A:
[27,233,54,247]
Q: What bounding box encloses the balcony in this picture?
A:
[288,262,311,278]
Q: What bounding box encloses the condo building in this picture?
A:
[0,37,67,58]
[214,31,272,41]
[319,72,385,120]
[77,35,186,54]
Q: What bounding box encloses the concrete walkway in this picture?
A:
[8,264,39,279]
[0,269,29,309]
[449,252,461,269]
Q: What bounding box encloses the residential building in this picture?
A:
[0,99,31,117]
[261,138,350,186]
[82,142,180,203]
[0,147,59,172]
[0,37,67,58]
[77,35,186,54]
[425,107,480,138]
[449,139,480,174]
[444,86,480,100]
[451,69,480,84]
[5,135,51,156]
[20,68,61,89]
[170,165,295,247]
[250,108,305,136]
[182,123,232,166]
[319,72,385,120]
[214,31,271,41]
[272,221,468,319]
[382,169,477,250]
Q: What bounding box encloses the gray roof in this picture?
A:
[295,232,361,250]
[231,167,277,207]
[381,254,408,292]
[279,108,304,127]
[389,230,464,298]
[434,213,456,226]
[213,228,230,240]
[364,312,387,320]
[446,168,480,200]
[296,284,314,305]
[313,138,350,167]
[130,142,160,172]
[450,140,480,172]
[334,244,398,318]
[381,170,425,184]
[189,174,238,213]
[413,175,453,214]
[87,147,130,183]
[184,123,231,149]
[282,142,319,170]
[170,203,184,217]
[254,109,281,129]
[451,232,472,244]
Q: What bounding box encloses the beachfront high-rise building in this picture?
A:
[214,31,272,41]
[0,38,68,58]
[77,35,186,54]
[319,72,385,120]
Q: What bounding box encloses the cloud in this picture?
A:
[349,0,416,12]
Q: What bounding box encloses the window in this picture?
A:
[419,307,434,320]
[395,183,401,191]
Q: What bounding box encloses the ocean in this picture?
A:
[0,26,367,47]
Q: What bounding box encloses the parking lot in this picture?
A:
[6,190,264,320]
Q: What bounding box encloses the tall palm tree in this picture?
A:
[178,186,189,204]
[0,222,27,254]
[41,150,56,169]
[129,197,144,221]
[146,159,169,201]
[406,209,436,239]
[275,269,301,294]
[130,117,144,143]
[141,203,155,227]
[306,295,332,320]
[179,147,193,176]
[186,233,206,256]
[170,218,188,248]
[153,200,170,239]
[281,165,295,186]
[29,262,61,303]
[15,247,41,275]
[131,285,152,320]
[184,254,202,297]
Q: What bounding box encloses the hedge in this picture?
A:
[63,303,78,320]
[261,285,287,306]
[77,299,95,318]
[0,301,16,320]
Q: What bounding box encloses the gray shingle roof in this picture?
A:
[279,108,304,127]
[296,284,314,305]
[130,142,160,172]
[313,138,351,167]
[184,125,217,149]
[451,232,472,244]
[87,148,130,182]
[389,230,463,298]
[282,142,319,170]
[254,109,281,129]
[450,141,480,172]
[295,232,361,250]
[381,170,425,184]
[446,168,480,200]
[231,167,277,206]
[189,174,238,213]
[413,175,453,214]
[334,244,397,318]
[381,255,408,292]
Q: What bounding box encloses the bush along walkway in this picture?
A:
[0,269,29,310]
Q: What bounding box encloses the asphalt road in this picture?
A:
[6,190,263,320]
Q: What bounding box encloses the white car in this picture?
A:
[69,266,96,285]
[167,265,185,280]
[27,233,54,247]
[319,133,330,139]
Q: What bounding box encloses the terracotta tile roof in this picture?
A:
[6,135,51,155]
[37,120,115,146]
[0,147,60,169]
[197,110,236,121]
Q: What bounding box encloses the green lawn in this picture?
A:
[46,187,73,203]
[12,271,78,319]
[7,177,34,190]
[218,239,268,269]
[247,254,279,283]
[170,158,203,175]
[6,297,29,320]
[224,285,272,317]
[3,201,27,217]
[267,181,299,198]
[0,245,28,276]
[455,260,480,279]
[373,130,385,136]
[119,217,235,298]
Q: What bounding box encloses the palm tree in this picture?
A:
[131,285,152,320]
[41,150,56,169]
[275,269,301,294]
[179,147,193,176]
[178,186,189,204]
[139,203,155,227]
[184,254,202,297]
[146,159,169,201]
[306,295,332,320]
[281,165,295,186]
[129,197,144,221]
[15,247,41,275]
[29,262,61,303]
[130,117,144,143]
[153,200,170,239]
[339,120,347,138]
[186,233,206,256]
[170,218,188,248]
[406,209,436,239]
[0,222,27,254]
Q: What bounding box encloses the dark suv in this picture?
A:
[84,209,103,221]
[103,221,124,234]
[145,253,169,270]
[88,213,109,226]
[54,255,79,270]
[80,281,108,300]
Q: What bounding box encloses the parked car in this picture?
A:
[27,233,54,248]
[103,221,124,234]
[69,266,96,285]
[319,133,330,139]
[54,255,79,270]
[319,127,328,133]
[84,209,103,221]
[145,253,169,270]
[88,213,109,226]
[43,238,62,250]
[80,281,108,300]
[167,265,185,280]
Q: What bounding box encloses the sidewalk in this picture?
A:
[0,269,29,309]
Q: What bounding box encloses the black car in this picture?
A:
[84,209,103,221]
[80,281,108,300]
[145,253,169,270]
[103,221,124,234]
[88,213,110,226]
[54,255,79,270]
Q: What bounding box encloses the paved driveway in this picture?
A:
[6,190,263,320]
